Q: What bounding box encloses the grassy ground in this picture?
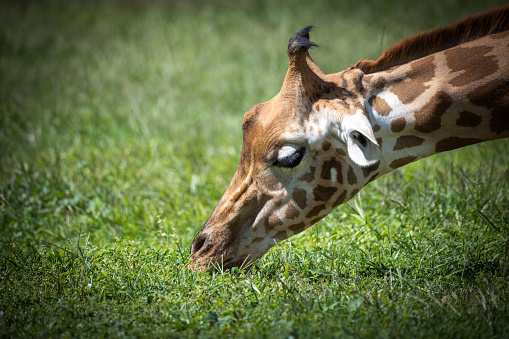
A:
[1,0,508,337]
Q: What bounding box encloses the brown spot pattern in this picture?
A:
[467,79,509,134]
[391,117,406,133]
[368,95,392,116]
[435,137,483,153]
[445,45,498,87]
[414,91,452,133]
[275,231,288,241]
[253,237,264,244]
[322,141,331,151]
[372,124,381,132]
[289,222,306,233]
[347,167,358,185]
[349,188,359,199]
[306,204,326,218]
[313,185,338,202]
[321,158,343,182]
[265,214,283,233]
[367,173,379,183]
[456,111,482,127]
[390,55,435,105]
[335,148,347,156]
[390,155,417,169]
[284,203,299,220]
[393,135,425,150]
[309,216,326,226]
[362,161,380,177]
[299,166,316,183]
[272,196,285,208]
[364,74,387,89]
[333,190,347,206]
[292,189,307,209]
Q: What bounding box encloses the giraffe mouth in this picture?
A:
[188,257,256,272]
[223,255,256,271]
[188,243,258,272]
[228,253,259,269]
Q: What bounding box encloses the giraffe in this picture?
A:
[189,6,509,271]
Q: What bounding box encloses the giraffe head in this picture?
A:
[189,27,381,270]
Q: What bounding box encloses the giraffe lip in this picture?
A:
[224,255,256,270]
[205,255,255,272]
[220,258,234,268]
[197,257,235,272]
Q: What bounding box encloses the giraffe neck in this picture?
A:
[363,30,509,175]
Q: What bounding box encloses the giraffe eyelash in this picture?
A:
[273,146,306,168]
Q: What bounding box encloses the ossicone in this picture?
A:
[287,26,319,56]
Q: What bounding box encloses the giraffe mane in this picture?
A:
[354,5,509,74]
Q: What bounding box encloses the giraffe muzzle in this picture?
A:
[189,224,244,271]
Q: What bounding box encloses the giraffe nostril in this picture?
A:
[190,233,207,255]
[191,232,216,256]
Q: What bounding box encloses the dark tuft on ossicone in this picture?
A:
[287,26,319,56]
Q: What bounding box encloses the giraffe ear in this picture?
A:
[341,113,381,167]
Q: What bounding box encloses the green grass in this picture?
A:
[1,0,508,337]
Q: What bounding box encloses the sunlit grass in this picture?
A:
[1,0,508,337]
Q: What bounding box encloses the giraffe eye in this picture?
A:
[274,145,305,168]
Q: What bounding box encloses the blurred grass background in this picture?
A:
[1,0,508,337]
[1,0,506,246]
